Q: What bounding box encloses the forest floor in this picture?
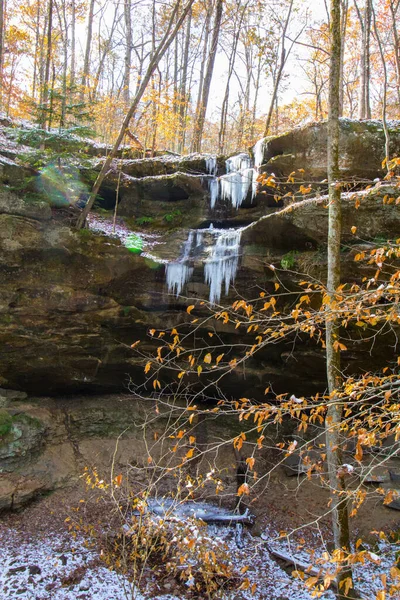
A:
[0,478,398,600]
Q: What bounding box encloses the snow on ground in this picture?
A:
[0,519,397,600]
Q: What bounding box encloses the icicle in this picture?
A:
[220,169,254,209]
[208,178,219,209]
[196,231,203,247]
[226,153,252,174]
[166,263,193,296]
[166,231,195,296]
[250,167,258,201]
[253,139,265,169]
[206,156,217,176]
[204,229,242,304]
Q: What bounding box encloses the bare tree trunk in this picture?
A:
[177,8,192,153]
[191,0,223,153]
[372,7,390,171]
[250,53,262,141]
[263,0,294,137]
[32,3,41,101]
[0,0,4,110]
[76,0,195,229]
[237,42,252,147]
[218,36,239,153]
[192,1,212,148]
[389,0,400,108]
[56,0,69,128]
[81,0,95,102]
[354,0,371,119]
[71,0,76,88]
[40,0,53,129]
[326,1,355,598]
[339,0,348,115]
[123,0,132,104]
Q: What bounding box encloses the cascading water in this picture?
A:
[166,227,242,304]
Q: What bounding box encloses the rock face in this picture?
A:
[253,119,400,180]
[1,119,400,510]
[0,394,241,510]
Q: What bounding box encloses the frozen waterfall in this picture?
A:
[253,138,265,169]
[220,168,257,209]
[207,151,258,210]
[166,227,242,304]
[226,153,252,173]
[206,156,218,176]
[165,231,202,296]
[208,178,219,209]
[204,229,242,305]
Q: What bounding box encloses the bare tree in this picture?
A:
[39,0,53,128]
[263,0,295,137]
[388,0,400,107]
[123,0,132,104]
[372,5,390,170]
[354,0,372,119]
[191,0,223,153]
[81,0,95,101]
[326,0,355,597]
[177,8,192,153]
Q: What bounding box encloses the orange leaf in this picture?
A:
[246,457,255,470]
[187,305,195,314]
[237,483,250,496]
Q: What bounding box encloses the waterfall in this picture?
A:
[208,152,258,210]
[220,168,256,209]
[204,229,242,305]
[226,153,252,173]
[165,231,197,296]
[166,227,242,304]
[208,178,219,209]
[253,139,265,169]
[166,263,193,296]
[206,156,218,176]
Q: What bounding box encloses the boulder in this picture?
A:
[252,119,400,181]
[0,186,52,221]
[241,184,400,250]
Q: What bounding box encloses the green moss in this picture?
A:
[12,413,43,429]
[0,409,12,437]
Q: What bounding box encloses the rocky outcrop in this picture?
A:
[253,119,400,180]
[0,394,242,510]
